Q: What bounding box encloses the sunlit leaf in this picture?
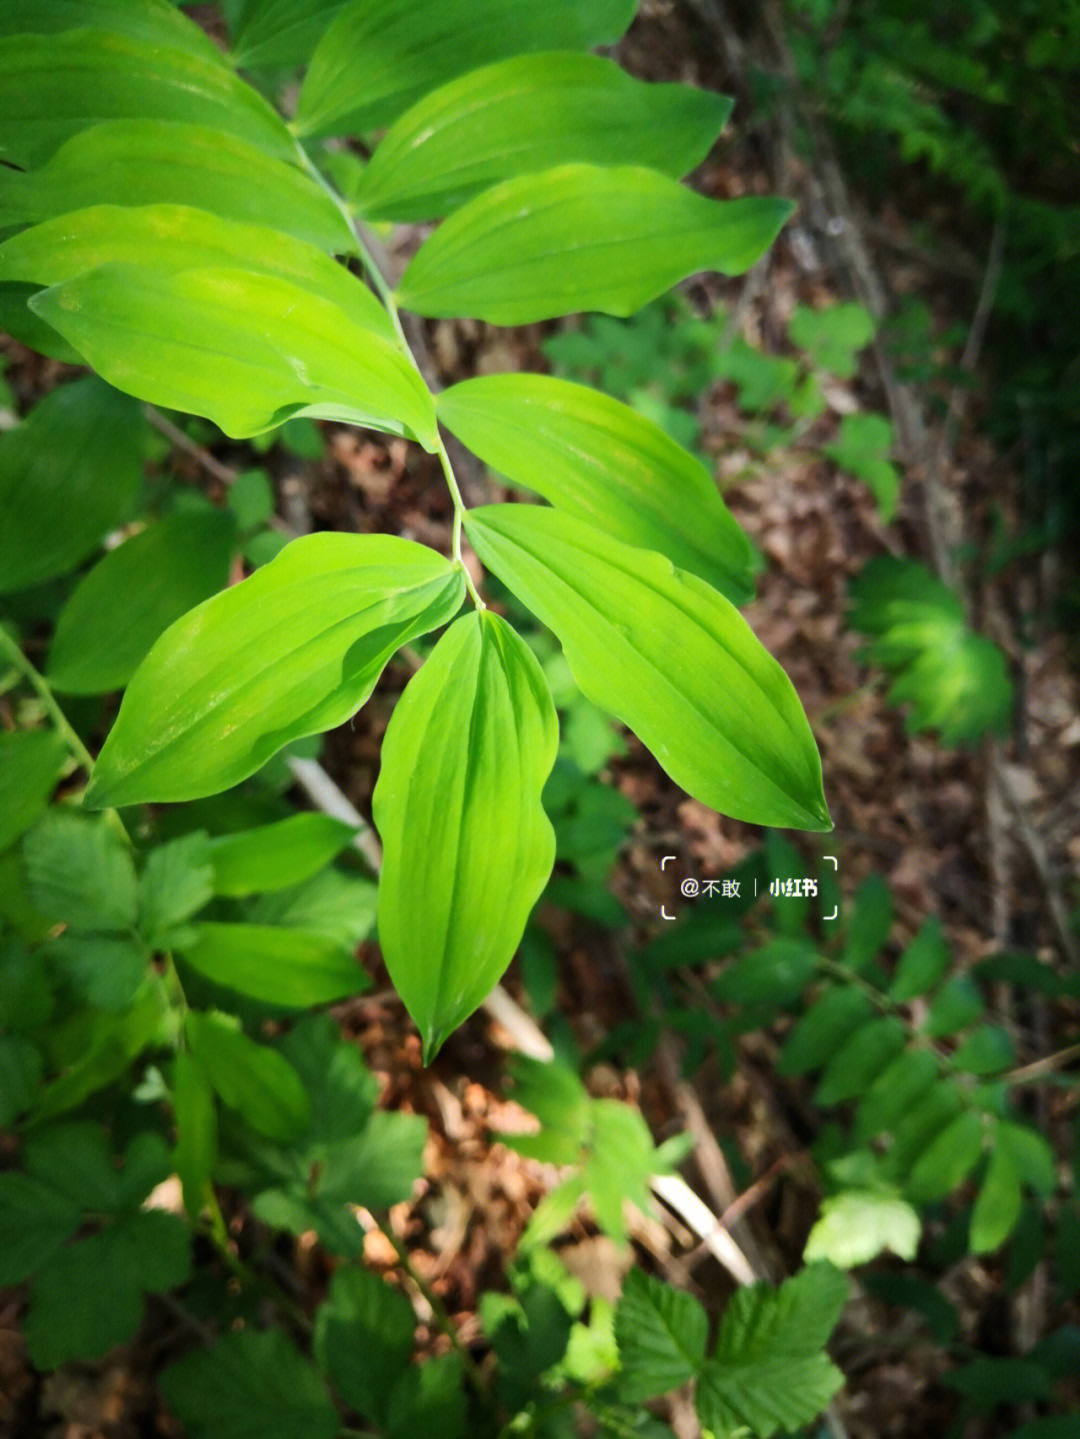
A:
[185,1010,311,1141]
[177,923,365,1007]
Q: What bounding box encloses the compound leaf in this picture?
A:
[398,164,791,324]
[357,53,731,221]
[23,810,137,933]
[465,505,830,830]
[373,612,557,1060]
[438,373,756,601]
[314,1265,415,1423]
[185,1011,311,1141]
[85,534,464,807]
[614,1268,708,1402]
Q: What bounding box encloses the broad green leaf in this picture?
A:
[814,1017,907,1106]
[788,303,875,378]
[206,814,357,896]
[804,1190,921,1268]
[84,534,464,807]
[0,1034,42,1128]
[229,0,347,70]
[0,938,54,1032]
[0,30,293,170]
[172,1049,217,1219]
[970,1140,1023,1254]
[0,120,355,253]
[437,373,756,601]
[713,937,819,1007]
[397,164,792,324]
[951,1024,1015,1076]
[0,0,226,65]
[24,1210,190,1368]
[614,1269,708,1402]
[295,0,637,139]
[314,1266,415,1423]
[697,1264,847,1439]
[161,1329,338,1439]
[841,872,893,974]
[0,204,390,342]
[0,378,145,593]
[385,1351,466,1439]
[777,986,874,1075]
[23,810,137,933]
[136,832,215,945]
[923,975,983,1036]
[997,1122,1057,1198]
[33,263,435,444]
[177,922,364,1007]
[185,1010,311,1140]
[888,917,950,1001]
[357,53,732,222]
[824,412,899,521]
[853,1048,939,1141]
[43,933,148,1011]
[247,868,378,950]
[373,612,557,1060]
[907,1108,986,1203]
[464,506,830,830]
[47,510,237,695]
[0,730,67,852]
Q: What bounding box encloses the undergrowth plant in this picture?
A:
[0,1,855,1435]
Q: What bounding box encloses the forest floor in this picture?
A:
[3,4,1079,1437]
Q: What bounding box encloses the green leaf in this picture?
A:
[997,1122,1057,1198]
[0,937,54,1031]
[206,814,357,896]
[852,1049,939,1141]
[970,1140,1023,1254]
[951,1024,1015,1076]
[0,730,67,852]
[373,612,558,1061]
[804,1190,921,1268]
[398,164,792,323]
[246,868,378,951]
[888,917,950,1001]
[0,204,391,343]
[32,262,435,444]
[0,281,81,361]
[614,1269,708,1402]
[43,933,148,1011]
[47,509,237,694]
[35,983,170,1119]
[713,938,819,1008]
[295,0,637,138]
[185,1010,311,1141]
[314,1266,415,1423]
[229,0,346,70]
[777,986,874,1075]
[906,1108,986,1203]
[177,922,364,1007]
[172,1048,217,1219]
[161,1329,339,1439]
[824,412,899,521]
[841,873,893,974]
[465,505,830,830]
[23,810,137,932]
[0,30,293,170]
[137,833,215,946]
[437,373,756,601]
[696,1263,848,1439]
[814,1017,907,1106]
[0,0,227,64]
[85,534,464,807]
[788,303,875,379]
[0,1034,42,1128]
[357,53,731,222]
[0,119,354,253]
[24,1209,190,1368]
[923,975,983,1037]
[0,377,145,593]
[385,1351,466,1439]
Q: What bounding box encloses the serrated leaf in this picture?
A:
[137,833,215,945]
[788,303,875,378]
[295,0,637,138]
[804,1190,921,1268]
[614,1269,708,1401]
[906,1108,986,1203]
[385,1351,466,1439]
[357,53,731,222]
[0,938,55,1032]
[697,1264,847,1438]
[314,1266,415,1423]
[970,1139,1023,1253]
[85,534,464,807]
[43,932,148,1011]
[465,505,830,830]
[0,119,354,253]
[824,413,899,521]
[161,1329,338,1439]
[206,814,357,896]
[177,922,364,1007]
[23,810,137,932]
[0,30,293,170]
[0,730,67,852]
[437,373,756,601]
[814,1017,907,1106]
[47,509,237,694]
[374,612,558,1061]
[32,262,435,443]
[888,917,950,1001]
[0,377,145,593]
[24,1209,190,1368]
[398,164,792,324]
[185,1010,311,1141]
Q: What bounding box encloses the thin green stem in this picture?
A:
[437,435,486,610]
[0,623,96,775]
